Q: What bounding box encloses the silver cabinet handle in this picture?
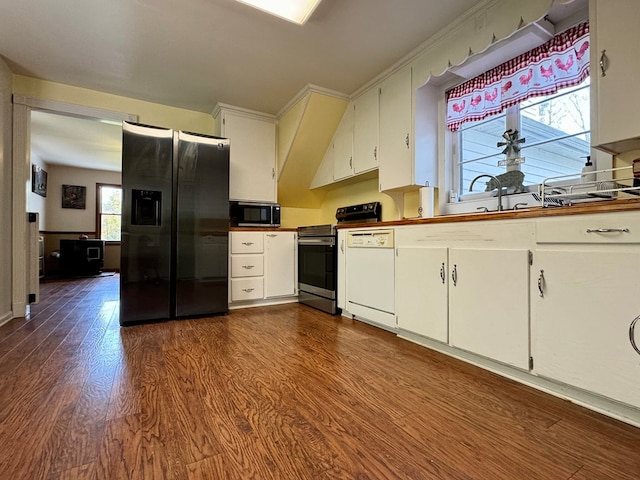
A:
[340,239,344,253]
[242,288,254,293]
[538,270,545,298]
[630,316,640,356]
[266,234,277,238]
[349,157,352,168]
[586,228,629,234]
[242,265,254,270]
[405,133,410,149]
[600,49,607,77]
[272,167,275,179]
[440,263,446,284]
[373,146,377,161]
[451,264,458,287]
[242,241,254,246]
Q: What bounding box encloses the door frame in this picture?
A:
[11,95,136,318]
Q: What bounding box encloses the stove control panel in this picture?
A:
[336,202,381,223]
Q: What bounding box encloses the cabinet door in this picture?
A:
[395,247,448,343]
[378,65,412,191]
[449,248,530,369]
[332,106,354,181]
[223,111,276,202]
[264,232,296,298]
[591,0,640,148]
[353,88,379,174]
[532,249,640,408]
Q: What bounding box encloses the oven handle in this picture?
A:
[298,237,336,246]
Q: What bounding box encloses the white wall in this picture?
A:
[0,58,13,325]
[46,165,120,233]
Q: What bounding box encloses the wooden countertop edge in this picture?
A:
[336,198,640,229]
[230,227,298,232]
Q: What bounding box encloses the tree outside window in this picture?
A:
[97,184,122,242]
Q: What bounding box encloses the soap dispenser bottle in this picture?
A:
[581,156,596,183]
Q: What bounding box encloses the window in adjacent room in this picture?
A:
[447,21,590,199]
[97,183,122,242]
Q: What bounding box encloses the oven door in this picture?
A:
[298,236,336,298]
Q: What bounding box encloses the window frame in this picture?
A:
[451,78,591,203]
[96,183,122,244]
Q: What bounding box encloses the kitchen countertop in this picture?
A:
[335,198,640,229]
[230,227,297,232]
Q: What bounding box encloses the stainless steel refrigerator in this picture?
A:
[120,121,230,325]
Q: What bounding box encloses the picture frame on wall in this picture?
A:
[61,184,87,209]
[32,165,47,197]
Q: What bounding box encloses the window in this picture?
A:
[457,77,590,194]
[97,184,122,242]
[446,21,590,201]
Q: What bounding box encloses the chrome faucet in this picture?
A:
[469,174,504,212]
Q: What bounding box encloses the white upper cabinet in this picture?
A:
[213,104,277,202]
[353,87,379,174]
[378,65,413,192]
[590,0,640,153]
[332,105,354,181]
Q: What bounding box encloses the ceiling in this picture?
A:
[5,0,585,172]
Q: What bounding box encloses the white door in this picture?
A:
[264,232,296,298]
[396,247,448,343]
[378,65,412,191]
[223,111,276,202]
[353,87,379,174]
[532,249,640,408]
[449,248,530,369]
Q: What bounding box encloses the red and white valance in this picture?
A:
[446,21,590,132]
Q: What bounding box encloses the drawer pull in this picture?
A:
[242,241,254,246]
[266,234,277,238]
[586,228,630,234]
[242,288,254,293]
[242,265,254,270]
[630,316,640,356]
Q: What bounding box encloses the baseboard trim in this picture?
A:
[0,310,13,327]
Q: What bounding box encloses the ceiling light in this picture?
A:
[235,0,321,25]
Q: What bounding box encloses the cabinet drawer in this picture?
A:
[231,254,264,277]
[231,278,264,301]
[536,213,640,244]
[231,232,264,254]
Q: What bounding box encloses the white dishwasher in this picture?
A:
[346,229,396,330]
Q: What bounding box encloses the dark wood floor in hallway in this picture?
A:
[0,274,639,479]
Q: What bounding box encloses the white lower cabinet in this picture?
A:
[449,248,530,370]
[532,248,640,408]
[395,247,448,343]
[229,231,297,305]
[264,232,296,298]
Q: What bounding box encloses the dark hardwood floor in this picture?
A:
[1,275,639,479]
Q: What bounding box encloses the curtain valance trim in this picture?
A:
[446,21,590,132]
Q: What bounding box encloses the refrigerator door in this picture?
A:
[174,131,230,317]
[120,122,173,324]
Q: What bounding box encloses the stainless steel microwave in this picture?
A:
[230,201,281,227]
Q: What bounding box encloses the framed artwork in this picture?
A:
[61,184,87,209]
[32,165,47,197]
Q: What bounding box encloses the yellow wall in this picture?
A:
[13,76,216,134]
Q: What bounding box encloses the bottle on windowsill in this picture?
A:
[581,156,596,183]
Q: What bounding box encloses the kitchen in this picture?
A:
[2,0,640,477]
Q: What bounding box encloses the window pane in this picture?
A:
[101,215,121,241]
[459,113,507,192]
[101,187,122,214]
[519,79,590,185]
